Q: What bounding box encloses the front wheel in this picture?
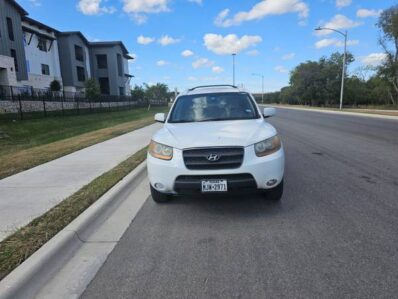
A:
[150,185,172,203]
[264,180,284,201]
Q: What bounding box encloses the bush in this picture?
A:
[50,80,61,92]
[84,78,100,101]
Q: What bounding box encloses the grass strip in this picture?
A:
[0,147,148,281]
[271,104,398,117]
[0,116,154,179]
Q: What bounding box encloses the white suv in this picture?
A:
[147,85,285,203]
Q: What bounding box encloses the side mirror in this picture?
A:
[154,113,166,123]
[263,107,276,118]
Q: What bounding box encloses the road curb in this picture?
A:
[0,161,147,299]
[269,106,398,120]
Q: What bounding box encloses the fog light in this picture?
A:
[266,179,277,187]
[154,183,165,190]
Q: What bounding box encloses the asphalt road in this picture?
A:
[82,108,398,298]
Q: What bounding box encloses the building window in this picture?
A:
[99,78,110,95]
[117,54,123,77]
[75,45,84,61]
[96,55,108,69]
[41,64,50,75]
[7,17,14,41]
[10,49,18,72]
[76,66,85,82]
[119,87,125,96]
[38,38,47,52]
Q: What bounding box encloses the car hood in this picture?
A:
[153,119,277,149]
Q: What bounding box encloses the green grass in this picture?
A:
[0,107,166,156]
[0,107,167,179]
[0,147,148,281]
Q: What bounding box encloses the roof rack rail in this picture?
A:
[188,85,238,91]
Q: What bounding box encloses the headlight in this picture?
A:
[254,135,281,157]
[148,140,173,160]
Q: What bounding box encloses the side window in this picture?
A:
[41,64,50,75]
[38,38,47,52]
[10,49,18,72]
[75,45,84,61]
[7,17,14,41]
[76,66,85,82]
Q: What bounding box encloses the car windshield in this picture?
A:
[168,92,259,123]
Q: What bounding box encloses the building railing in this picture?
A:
[0,85,168,120]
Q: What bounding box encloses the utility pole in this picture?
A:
[232,53,236,86]
[252,73,265,104]
[315,27,348,110]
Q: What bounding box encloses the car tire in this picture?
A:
[150,185,171,203]
[264,179,284,201]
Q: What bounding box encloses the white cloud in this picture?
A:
[137,35,155,45]
[188,0,202,4]
[357,9,382,18]
[204,34,262,55]
[246,50,260,56]
[77,0,116,15]
[188,76,198,81]
[192,58,214,69]
[315,38,359,49]
[361,53,387,66]
[274,66,288,73]
[158,35,180,46]
[28,0,41,7]
[123,0,170,23]
[123,0,170,13]
[212,66,224,74]
[131,14,148,24]
[316,15,362,36]
[156,60,169,66]
[181,50,194,57]
[336,0,351,8]
[282,52,295,60]
[214,0,309,27]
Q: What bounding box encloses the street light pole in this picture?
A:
[315,27,348,110]
[340,31,347,110]
[232,53,236,86]
[252,73,264,103]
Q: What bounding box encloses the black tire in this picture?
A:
[264,180,284,201]
[150,185,171,203]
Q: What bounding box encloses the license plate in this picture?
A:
[201,180,228,192]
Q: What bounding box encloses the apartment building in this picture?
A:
[57,31,92,93]
[0,0,28,86]
[90,42,133,96]
[0,0,134,96]
[21,16,63,89]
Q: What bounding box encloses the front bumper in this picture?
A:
[147,145,285,194]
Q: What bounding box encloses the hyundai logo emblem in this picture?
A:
[207,154,220,162]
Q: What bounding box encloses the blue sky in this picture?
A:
[20,0,396,93]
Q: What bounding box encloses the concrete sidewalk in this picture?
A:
[0,123,161,241]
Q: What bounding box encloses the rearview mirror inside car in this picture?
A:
[263,107,276,118]
[154,113,166,123]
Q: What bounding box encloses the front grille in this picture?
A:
[183,147,244,170]
[174,173,257,194]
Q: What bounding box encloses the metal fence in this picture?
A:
[0,85,167,120]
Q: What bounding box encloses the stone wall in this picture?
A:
[0,99,142,114]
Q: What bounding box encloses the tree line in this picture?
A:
[259,5,398,108]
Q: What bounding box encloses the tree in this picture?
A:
[84,78,100,101]
[287,52,354,106]
[50,80,61,92]
[377,5,398,104]
[131,85,145,101]
[144,83,169,101]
